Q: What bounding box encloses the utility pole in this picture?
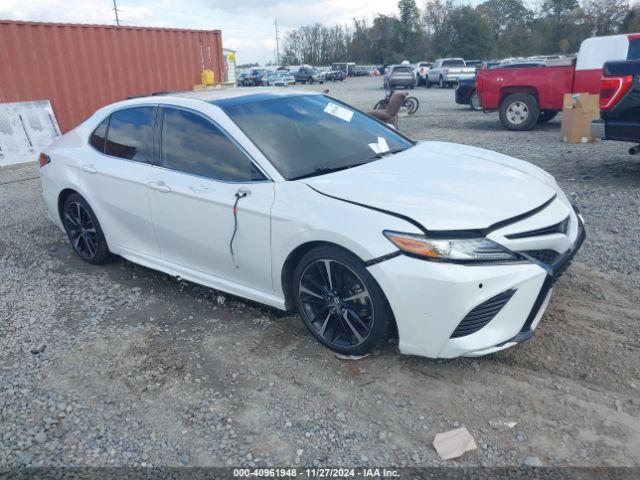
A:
[112,0,121,26]
[274,18,280,66]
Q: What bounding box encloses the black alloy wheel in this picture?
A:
[293,246,392,355]
[63,193,112,264]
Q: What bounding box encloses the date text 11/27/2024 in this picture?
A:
[232,468,400,478]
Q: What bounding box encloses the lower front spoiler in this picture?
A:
[465,214,586,357]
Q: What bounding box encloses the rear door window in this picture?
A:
[89,116,109,153]
[104,107,155,163]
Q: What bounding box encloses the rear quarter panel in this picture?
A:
[478,66,574,111]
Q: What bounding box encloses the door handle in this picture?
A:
[147,181,171,193]
[80,163,97,174]
[236,187,252,197]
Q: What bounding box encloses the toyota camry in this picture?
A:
[39,89,585,358]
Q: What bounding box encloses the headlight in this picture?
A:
[383,231,518,262]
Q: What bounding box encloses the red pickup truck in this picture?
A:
[477,33,640,130]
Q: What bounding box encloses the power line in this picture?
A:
[274,18,280,65]
[112,0,121,26]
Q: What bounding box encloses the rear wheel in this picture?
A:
[499,93,540,131]
[537,111,558,124]
[307,77,314,85]
[439,76,445,88]
[373,99,388,110]
[293,246,393,356]
[62,193,112,264]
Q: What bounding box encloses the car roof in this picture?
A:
[106,88,319,112]
[168,88,317,103]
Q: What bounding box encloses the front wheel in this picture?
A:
[499,93,540,131]
[62,193,112,264]
[439,76,445,88]
[403,96,419,114]
[293,246,393,356]
[307,78,314,85]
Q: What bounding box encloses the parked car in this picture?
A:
[465,59,483,70]
[383,65,417,89]
[323,70,346,82]
[262,72,296,87]
[414,61,433,86]
[332,62,356,77]
[294,67,318,84]
[236,73,249,87]
[477,33,640,130]
[592,59,640,152]
[312,70,329,83]
[427,58,476,88]
[39,89,584,359]
[246,69,268,86]
[455,77,481,111]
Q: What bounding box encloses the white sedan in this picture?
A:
[39,89,585,358]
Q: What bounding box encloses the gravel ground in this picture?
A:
[1,77,639,470]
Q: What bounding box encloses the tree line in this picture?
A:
[282,0,638,65]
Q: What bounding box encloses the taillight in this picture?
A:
[39,152,51,168]
[600,75,633,110]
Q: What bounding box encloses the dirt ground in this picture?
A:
[1,77,639,469]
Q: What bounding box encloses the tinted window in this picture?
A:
[442,59,465,67]
[89,116,109,152]
[161,108,265,182]
[219,95,413,180]
[105,107,155,162]
[393,66,412,73]
[628,39,640,60]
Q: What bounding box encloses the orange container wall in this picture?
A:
[0,20,225,133]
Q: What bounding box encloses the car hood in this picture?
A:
[303,141,557,232]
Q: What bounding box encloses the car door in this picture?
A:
[83,106,161,259]
[147,106,274,293]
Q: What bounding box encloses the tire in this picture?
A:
[425,78,431,88]
[404,97,419,114]
[469,91,482,111]
[373,100,388,110]
[62,193,112,265]
[307,77,314,85]
[499,93,540,131]
[293,245,393,356]
[439,76,445,88]
[537,111,558,124]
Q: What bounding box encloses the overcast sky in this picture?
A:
[0,0,404,64]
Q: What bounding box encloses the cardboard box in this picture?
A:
[560,93,600,144]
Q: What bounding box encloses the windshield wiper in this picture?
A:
[290,163,368,180]
[369,147,408,160]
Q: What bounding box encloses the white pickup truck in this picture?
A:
[427,58,476,88]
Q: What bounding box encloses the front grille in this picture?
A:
[522,249,560,265]
[506,216,569,239]
[450,289,516,338]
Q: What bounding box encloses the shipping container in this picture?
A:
[0,20,224,133]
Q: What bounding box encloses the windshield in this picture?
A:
[219,94,413,180]
[442,59,465,67]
